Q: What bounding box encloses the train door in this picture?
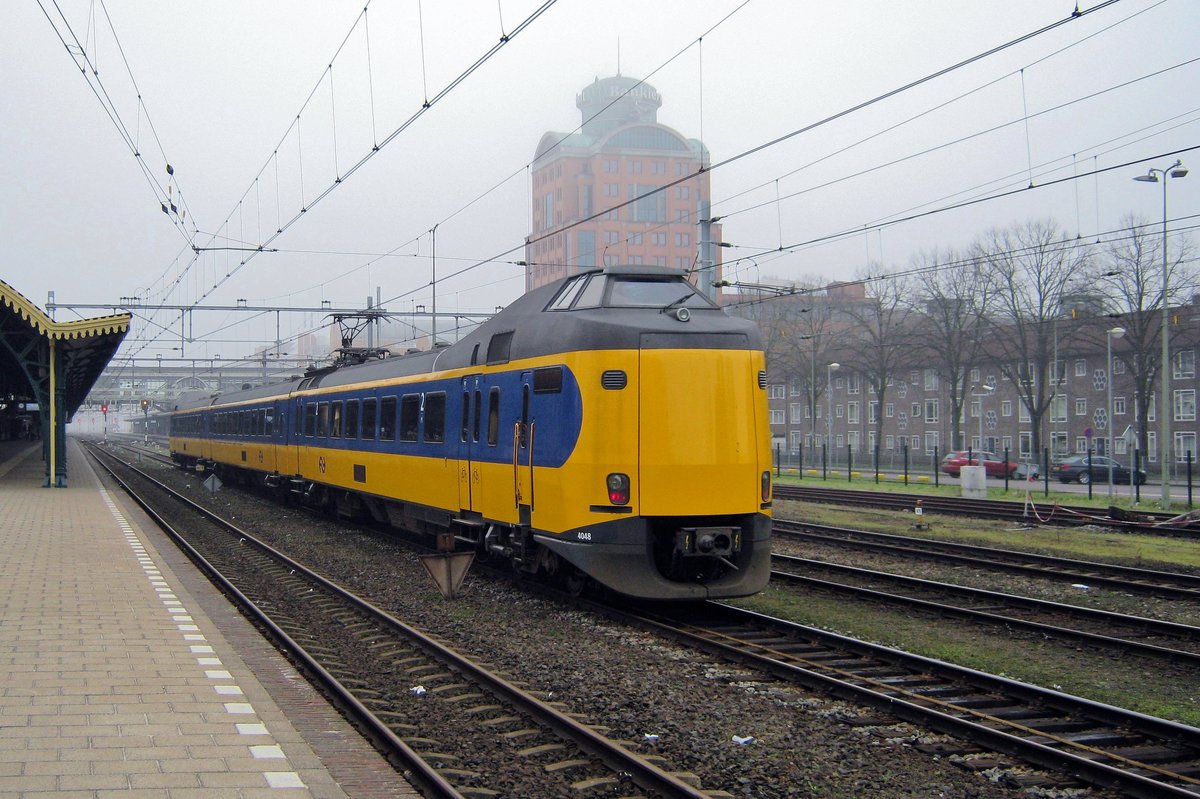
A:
[459,375,483,512]
[515,373,534,527]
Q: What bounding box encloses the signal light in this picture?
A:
[606,473,630,505]
[101,404,108,415]
[761,471,772,502]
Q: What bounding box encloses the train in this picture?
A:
[168,266,772,600]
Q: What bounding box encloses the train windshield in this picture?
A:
[551,275,716,310]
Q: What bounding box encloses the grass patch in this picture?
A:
[776,470,1184,512]
[734,586,1200,726]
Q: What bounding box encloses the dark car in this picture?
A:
[940,450,1023,478]
[1054,455,1147,485]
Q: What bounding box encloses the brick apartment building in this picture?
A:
[526,75,721,293]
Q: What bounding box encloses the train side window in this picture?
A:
[379,396,397,441]
[361,398,378,440]
[399,395,420,442]
[304,403,317,437]
[344,400,359,439]
[486,332,513,365]
[549,275,586,310]
[473,390,482,442]
[460,391,470,442]
[265,410,274,437]
[295,403,304,436]
[317,402,330,437]
[424,393,446,443]
[330,401,343,437]
[487,388,500,446]
[533,366,563,394]
[574,275,606,308]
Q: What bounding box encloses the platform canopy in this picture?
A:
[0,278,130,485]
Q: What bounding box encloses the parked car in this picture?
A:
[1054,455,1147,485]
[940,450,1024,478]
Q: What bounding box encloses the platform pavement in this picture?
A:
[0,438,419,798]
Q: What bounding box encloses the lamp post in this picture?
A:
[1106,326,1126,498]
[827,362,840,455]
[1134,159,1188,508]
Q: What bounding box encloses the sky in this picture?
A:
[2,0,1197,365]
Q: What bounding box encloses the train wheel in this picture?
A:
[565,569,588,597]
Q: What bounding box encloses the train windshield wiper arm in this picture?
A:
[659,292,695,314]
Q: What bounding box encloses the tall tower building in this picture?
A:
[525,75,721,292]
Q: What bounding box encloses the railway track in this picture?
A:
[774,484,1199,536]
[769,553,1200,665]
[775,518,1200,601]
[607,601,1200,799]
[85,443,724,799]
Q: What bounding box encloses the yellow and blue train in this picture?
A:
[169,266,772,600]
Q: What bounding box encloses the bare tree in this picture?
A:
[911,248,991,450]
[1089,214,1199,457]
[977,219,1092,456]
[839,270,915,461]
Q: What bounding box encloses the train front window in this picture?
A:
[607,277,714,308]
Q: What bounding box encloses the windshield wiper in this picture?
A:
[659,291,695,314]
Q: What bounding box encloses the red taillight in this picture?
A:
[762,471,771,502]
[607,473,630,505]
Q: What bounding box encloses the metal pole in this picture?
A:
[1107,330,1115,497]
[1160,174,1171,509]
[431,224,438,346]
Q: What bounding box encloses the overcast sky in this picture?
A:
[2,0,1196,362]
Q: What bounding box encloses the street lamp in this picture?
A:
[971,381,996,453]
[1106,326,1126,497]
[1134,159,1188,507]
[826,362,840,455]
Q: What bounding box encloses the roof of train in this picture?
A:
[172,266,760,413]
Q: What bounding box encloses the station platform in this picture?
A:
[0,438,419,798]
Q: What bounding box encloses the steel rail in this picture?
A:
[86,443,715,799]
[770,555,1200,665]
[775,519,1200,599]
[84,444,468,799]
[610,601,1200,799]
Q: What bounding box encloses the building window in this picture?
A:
[910,370,920,385]
[1001,400,1012,417]
[674,256,690,270]
[924,369,938,391]
[1174,389,1196,421]
[603,183,618,197]
[769,410,785,425]
[1075,436,1089,453]
[675,162,687,176]
[1019,401,1031,423]
[651,232,667,246]
[652,256,668,266]
[675,185,690,199]
[674,232,691,247]
[836,404,844,418]
[970,367,980,384]
[1075,398,1087,416]
[1113,358,1126,375]
[676,209,690,223]
[1114,397,1126,415]
[1175,432,1196,462]
[886,403,894,417]
[651,161,666,175]
[1148,431,1157,462]
[869,402,878,423]
[1175,349,1195,379]
[629,232,643,246]
[790,403,803,423]
[1019,432,1032,457]
[603,159,618,173]
[911,402,920,417]
[970,400,981,419]
[924,431,939,454]
[836,434,845,448]
[604,231,619,245]
[629,160,642,174]
[1074,359,1087,377]
[924,399,939,423]
[847,402,860,424]
[847,374,860,395]
[848,431,860,452]
[768,385,785,399]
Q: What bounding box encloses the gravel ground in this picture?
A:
[132,453,1117,798]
